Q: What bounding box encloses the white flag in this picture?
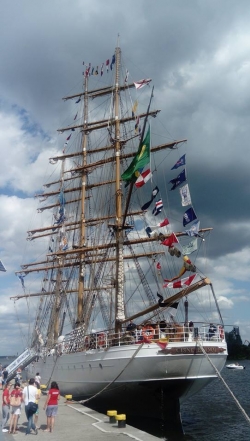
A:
[179,183,191,206]
[182,238,198,255]
[134,78,152,89]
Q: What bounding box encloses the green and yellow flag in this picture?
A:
[121,127,150,182]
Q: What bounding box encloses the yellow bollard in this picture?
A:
[115,414,126,428]
[107,410,117,424]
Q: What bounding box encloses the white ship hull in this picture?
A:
[29,341,227,419]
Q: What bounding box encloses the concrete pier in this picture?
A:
[1,388,159,441]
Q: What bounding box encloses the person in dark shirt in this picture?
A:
[2,369,8,387]
[126,321,136,334]
[208,324,217,340]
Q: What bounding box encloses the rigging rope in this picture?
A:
[197,340,250,425]
[13,301,29,347]
[44,353,60,390]
[80,342,144,404]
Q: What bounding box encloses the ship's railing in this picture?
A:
[42,323,225,356]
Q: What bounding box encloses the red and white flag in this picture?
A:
[148,218,170,232]
[134,78,152,89]
[163,274,197,289]
[161,232,178,247]
[135,168,152,188]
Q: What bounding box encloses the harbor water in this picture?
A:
[128,360,250,441]
[0,356,16,368]
[181,359,250,441]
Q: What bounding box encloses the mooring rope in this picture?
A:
[80,342,144,404]
[197,340,250,424]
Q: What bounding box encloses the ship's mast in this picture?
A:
[48,160,66,345]
[76,73,88,327]
[114,45,125,333]
[13,46,208,340]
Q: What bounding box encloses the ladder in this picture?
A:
[6,348,37,381]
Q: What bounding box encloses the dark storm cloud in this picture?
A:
[1,0,249,132]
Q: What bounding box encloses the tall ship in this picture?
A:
[13,41,227,425]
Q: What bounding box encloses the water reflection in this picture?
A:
[128,360,250,440]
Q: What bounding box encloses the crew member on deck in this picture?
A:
[208,324,216,340]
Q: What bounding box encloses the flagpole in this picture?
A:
[122,86,154,228]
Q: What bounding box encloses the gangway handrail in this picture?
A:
[6,348,37,381]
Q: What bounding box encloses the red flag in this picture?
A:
[163,274,197,289]
[159,218,169,228]
[66,134,71,141]
[161,233,178,247]
[156,262,161,270]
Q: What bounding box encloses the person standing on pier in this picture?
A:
[8,382,22,434]
[2,383,11,432]
[34,381,41,429]
[43,381,60,433]
[2,368,8,388]
[35,373,41,385]
[22,378,39,435]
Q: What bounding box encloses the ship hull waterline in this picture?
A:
[29,341,227,421]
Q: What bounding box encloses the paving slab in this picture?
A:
[1,389,159,441]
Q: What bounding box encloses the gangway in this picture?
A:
[6,348,37,381]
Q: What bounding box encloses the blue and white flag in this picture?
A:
[145,226,152,237]
[152,199,163,216]
[169,169,186,190]
[18,274,26,289]
[184,219,200,235]
[182,238,198,255]
[110,54,116,70]
[183,207,197,227]
[0,260,6,272]
[179,183,191,207]
[59,189,66,208]
[171,154,186,170]
[141,186,159,211]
